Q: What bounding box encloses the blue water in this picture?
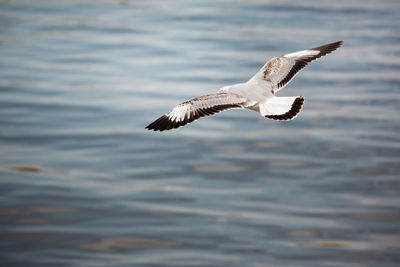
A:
[1,0,400,266]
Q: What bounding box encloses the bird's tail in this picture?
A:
[259,96,304,120]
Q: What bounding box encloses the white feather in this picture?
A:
[259,96,300,116]
[284,49,319,58]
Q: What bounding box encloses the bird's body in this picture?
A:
[146,41,343,131]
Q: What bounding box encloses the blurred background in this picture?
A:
[0,0,400,266]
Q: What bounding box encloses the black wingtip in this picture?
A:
[146,115,169,132]
[311,40,343,55]
[332,40,344,49]
[146,114,193,132]
[265,96,305,121]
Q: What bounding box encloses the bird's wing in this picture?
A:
[146,93,247,131]
[259,96,304,121]
[250,41,343,94]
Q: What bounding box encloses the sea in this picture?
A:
[0,0,399,266]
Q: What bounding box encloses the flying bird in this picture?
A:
[146,41,343,131]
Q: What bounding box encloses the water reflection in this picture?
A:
[77,237,180,252]
[0,165,68,174]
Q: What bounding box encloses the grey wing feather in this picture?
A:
[146,93,247,131]
[252,41,343,93]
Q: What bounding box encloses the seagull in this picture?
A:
[146,41,343,131]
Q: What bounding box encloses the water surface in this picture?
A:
[1,0,400,266]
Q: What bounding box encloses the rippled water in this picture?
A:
[1,0,400,266]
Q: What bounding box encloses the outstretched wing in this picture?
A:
[251,41,343,93]
[146,93,247,131]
